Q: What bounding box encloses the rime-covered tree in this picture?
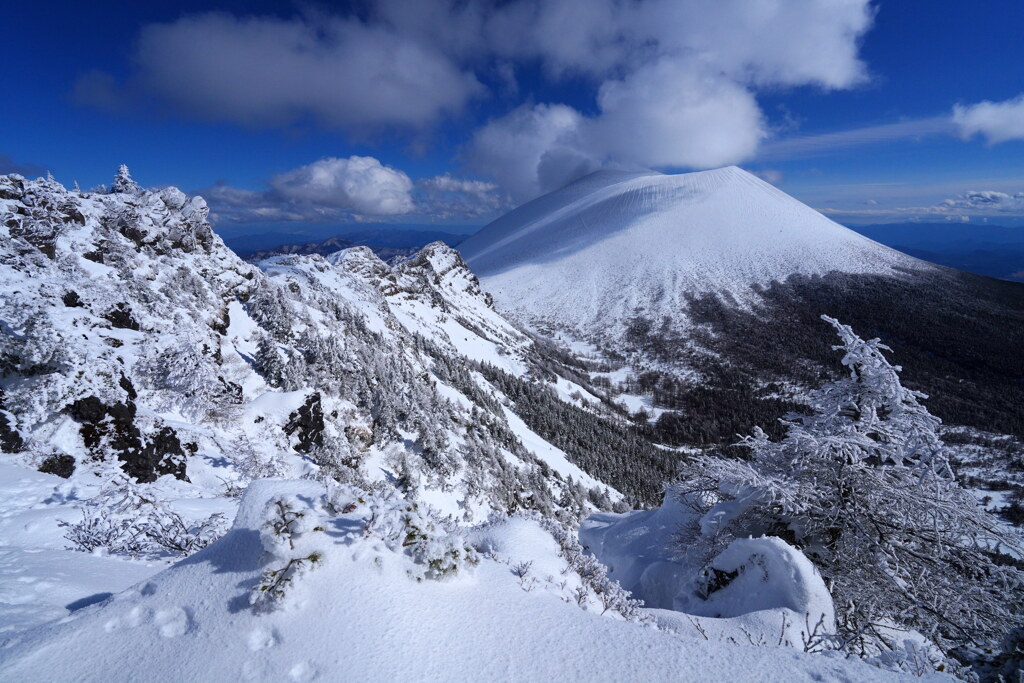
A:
[253,331,286,389]
[111,164,140,195]
[676,315,1024,654]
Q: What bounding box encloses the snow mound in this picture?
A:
[677,536,834,629]
[580,492,694,609]
[459,166,924,335]
[582,492,838,653]
[0,480,912,682]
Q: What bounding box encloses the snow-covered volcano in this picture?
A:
[460,166,922,334]
[462,165,1024,447]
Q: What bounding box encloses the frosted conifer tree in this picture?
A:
[111,165,140,194]
[253,332,286,388]
[676,316,1024,654]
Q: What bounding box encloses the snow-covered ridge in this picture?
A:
[0,168,622,534]
[460,166,926,336]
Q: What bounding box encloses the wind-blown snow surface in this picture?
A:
[0,480,916,682]
[460,167,924,335]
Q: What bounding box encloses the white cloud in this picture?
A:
[466,104,599,202]
[203,157,503,223]
[77,13,481,131]
[942,190,1024,213]
[817,187,1024,223]
[373,0,873,88]
[623,0,872,89]
[466,62,765,201]
[590,58,766,168]
[953,94,1024,144]
[463,0,874,200]
[269,157,414,216]
[77,1,879,202]
[416,174,509,218]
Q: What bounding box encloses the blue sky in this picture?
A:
[3,1,1024,234]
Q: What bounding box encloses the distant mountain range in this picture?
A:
[229,228,467,263]
[224,227,468,258]
[848,222,1024,282]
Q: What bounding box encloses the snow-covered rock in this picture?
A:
[677,536,835,629]
[582,492,837,653]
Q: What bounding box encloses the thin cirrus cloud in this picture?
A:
[757,117,957,161]
[753,94,1024,166]
[74,1,877,203]
[759,92,1024,164]
[203,157,507,224]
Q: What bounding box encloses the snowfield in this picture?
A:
[0,479,927,682]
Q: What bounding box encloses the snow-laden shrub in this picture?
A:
[468,513,649,623]
[491,516,643,622]
[869,637,966,679]
[233,434,291,482]
[539,517,648,622]
[674,316,1024,662]
[250,483,479,612]
[143,508,229,555]
[60,505,148,556]
[954,626,1024,682]
[361,489,480,581]
[250,495,328,612]
[60,474,228,558]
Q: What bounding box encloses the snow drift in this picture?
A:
[0,479,912,682]
[581,492,837,651]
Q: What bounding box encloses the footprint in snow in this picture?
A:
[154,606,192,638]
[247,626,280,651]
[288,661,319,682]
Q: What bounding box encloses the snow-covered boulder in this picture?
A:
[676,536,835,643]
[582,492,838,651]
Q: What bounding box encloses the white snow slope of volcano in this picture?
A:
[459,167,926,336]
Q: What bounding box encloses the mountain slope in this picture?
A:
[0,169,637,530]
[460,167,921,335]
[241,234,450,264]
[460,167,1024,441]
